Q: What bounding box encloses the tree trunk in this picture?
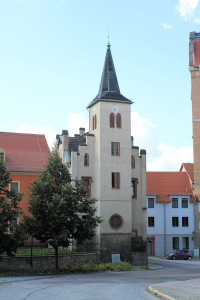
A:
[55,246,59,271]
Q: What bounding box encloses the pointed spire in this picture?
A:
[87,44,133,108]
[98,43,120,95]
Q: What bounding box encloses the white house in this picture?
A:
[146,164,195,257]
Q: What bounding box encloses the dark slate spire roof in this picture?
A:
[87,43,133,108]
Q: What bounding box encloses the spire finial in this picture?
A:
[107,30,110,48]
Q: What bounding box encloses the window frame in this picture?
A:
[131,155,135,169]
[173,237,179,249]
[172,217,179,227]
[148,198,154,208]
[9,181,20,192]
[111,142,120,156]
[182,198,188,208]
[116,113,122,128]
[84,153,89,167]
[81,177,92,198]
[0,152,4,162]
[182,217,189,227]
[131,178,137,198]
[148,217,154,227]
[111,172,120,189]
[182,237,189,249]
[172,198,178,208]
[95,114,97,129]
[92,115,94,130]
[110,113,115,128]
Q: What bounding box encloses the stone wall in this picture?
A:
[131,252,148,266]
[100,234,132,262]
[0,253,100,268]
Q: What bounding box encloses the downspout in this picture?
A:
[194,200,196,249]
[164,201,166,257]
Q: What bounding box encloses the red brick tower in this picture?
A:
[189,32,200,249]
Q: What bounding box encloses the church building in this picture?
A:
[56,43,147,262]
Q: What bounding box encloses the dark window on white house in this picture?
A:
[172,198,178,208]
[183,237,189,249]
[148,198,154,208]
[182,198,188,208]
[182,217,188,227]
[172,217,179,227]
[173,237,179,249]
[148,217,154,227]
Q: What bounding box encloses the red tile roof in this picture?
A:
[180,163,194,184]
[147,172,194,202]
[0,132,50,172]
[194,39,200,66]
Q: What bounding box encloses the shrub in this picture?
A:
[0,261,133,276]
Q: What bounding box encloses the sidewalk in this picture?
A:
[149,278,200,300]
[148,257,200,300]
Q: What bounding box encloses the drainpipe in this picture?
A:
[164,201,166,257]
[194,200,196,249]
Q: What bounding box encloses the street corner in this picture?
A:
[148,285,175,300]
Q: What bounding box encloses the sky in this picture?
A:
[0,0,200,171]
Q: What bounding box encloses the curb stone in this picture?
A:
[148,286,175,300]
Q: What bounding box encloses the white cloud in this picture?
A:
[131,112,193,171]
[160,23,173,30]
[16,122,56,150]
[194,17,200,23]
[67,113,89,137]
[147,142,193,171]
[131,111,159,157]
[176,0,200,21]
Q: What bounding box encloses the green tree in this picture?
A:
[0,161,27,256]
[24,149,101,270]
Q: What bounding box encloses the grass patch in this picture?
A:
[0,261,133,276]
[139,265,149,270]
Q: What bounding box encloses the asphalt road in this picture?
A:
[1,258,200,300]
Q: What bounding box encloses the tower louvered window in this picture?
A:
[110,113,115,128]
[116,113,121,128]
[92,116,95,130]
[95,114,97,129]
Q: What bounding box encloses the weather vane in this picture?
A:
[107,29,110,48]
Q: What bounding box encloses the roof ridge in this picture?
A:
[0,131,45,137]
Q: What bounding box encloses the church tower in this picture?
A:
[189,32,200,249]
[57,43,147,262]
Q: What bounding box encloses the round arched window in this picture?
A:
[109,214,123,230]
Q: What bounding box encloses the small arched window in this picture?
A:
[131,155,135,169]
[110,113,115,128]
[84,153,89,166]
[116,113,121,128]
[92,116,95,130]
[95,114,97,129]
